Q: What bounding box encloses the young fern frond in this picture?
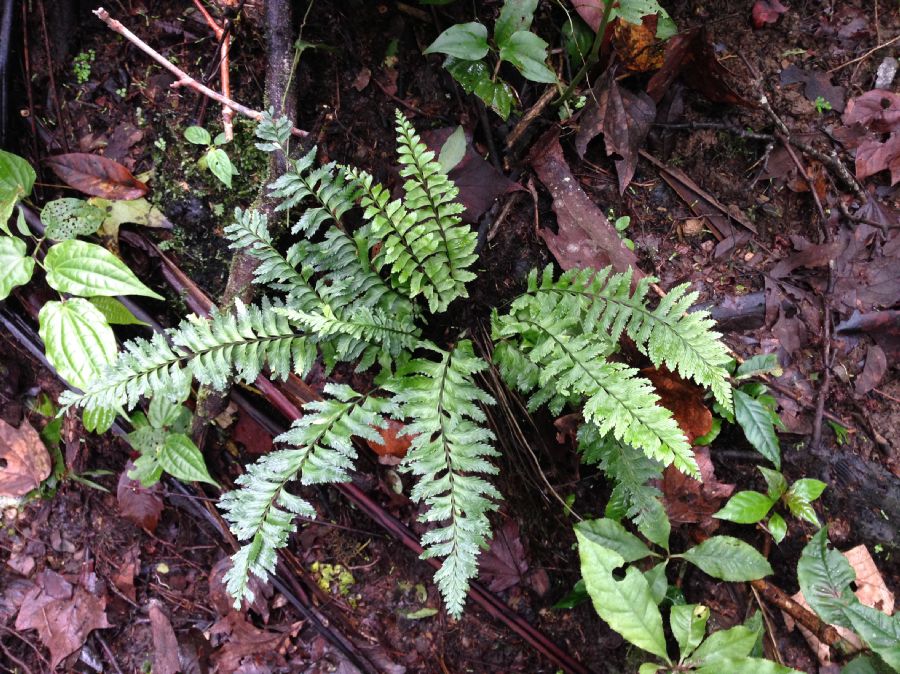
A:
[526,266,733,408]
[62,298,316,412]
[492,277,700,476]
[386,342,501,617]
[220,383,397,605]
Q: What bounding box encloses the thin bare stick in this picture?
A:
[192,0,234,139]
[827,33,900,73]
[92,7,308,137]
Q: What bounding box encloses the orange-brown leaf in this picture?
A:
[45,153,148,200]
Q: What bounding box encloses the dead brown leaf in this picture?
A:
[365,418,413,465]
[576,67,656,193]
[843,90,900,134]
[659,446,734,532]
[45,153,148,200]
[611,18,665,72]
[478,519,528,593]
[642,368,712,444]
[149,600,181,674]
[854,133,900,184]
[529,128,642,276]
[14,570,111,670]
[752,0,788,28]
[209,556,271,619]
[209,612,289,673]
[117,462,164,532]
[0,418,51,498]
[836,310,900,361]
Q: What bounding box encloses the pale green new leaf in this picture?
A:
[688,623,758,668]
[438,126,466,173]
[574,518,655,563]
[424,22,489,60]
[714,490,776,524]
[498,30,557,83]
[88,296,149,326]
[206,148,237,188]
[495,0,538,46]
[679,536,773,581]
[670,604,709,662]
[576,527,670,663]
[44,239,163,299]
[184,126,211,145]
[767,513,787,543]
[39,298,117,390]
[0,236,35,300]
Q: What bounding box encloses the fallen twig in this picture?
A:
[827,33,900,73]
[192,0,234,139]
[92,7,308,138]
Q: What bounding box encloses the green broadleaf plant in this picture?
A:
[65,109,732,618]
[424,0,557,119]
[185,125,238,188]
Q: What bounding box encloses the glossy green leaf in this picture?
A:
[575,518,656,563]
[734,388,781,468]
[0,236,35,300]
[797,528,856,625]
[44,239,163,299]
[148,395,186,429]
[576,528,670,663]
[495,0,538,47]
[87,296,149,326]
[445,57,515,119]
[767,512,787,543]
[42,198,106,240]
[159,433,218,486]
[424,22,489,59]
[0,150,36,235]
[680,536,773,581]
[693,416,721,446]
[38,298,117,390]
[438,125,466,173]
[785,492,821,526]
[844,603,900,671]
[184,126,211,145]
[758,466,788,500]
[714,490,775,524]
[788,478,827,502]
[206,148,237,188]
[498,30,557,83]
[671,604,709,661]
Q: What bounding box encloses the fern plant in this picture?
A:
[64,109,733,617]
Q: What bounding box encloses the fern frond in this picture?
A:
[526,266,733,409]
[220,383,397,605]
[492,293,699,476]
[254,110,293,154]
[65,298,315,412]
[385,342,501,617]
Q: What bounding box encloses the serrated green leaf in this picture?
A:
[714,491,775,524]
[758,466,787,500]
[42,198,106,240]
[0,236,35,300]
[82,406,116,434]
[734,388,781,468]
[184,126,211,145]
[844,603,900,671]
[576,528,670,663]
[158,433,218,486]
[206,148,237,188]
[797,528,857,626]
[767,513,787,543]
[38,298,117,390]
[637,498,671,551]
[44,239,163,299]
[671,604,709,662]
[495,0,538,47]
[575,518,656,563]
[424,22,489,59]
[438,125,466,173]
[0,150,36,235]
[128,452,163,487]
[498,30,557,83]
[149,395,186,429]
[679,536,773,581]
[87,296,149,326]
[695,657,802,673]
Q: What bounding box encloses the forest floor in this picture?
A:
[0,1,898,672]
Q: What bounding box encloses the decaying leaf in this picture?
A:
[855,345,887,396]
[780,65,846,112]
[116,462,164,532]
[611,17,665,72]
[751,0,788,28]
[642,368,712,445]
[149,600,181,674]
[209,556,271,619]
[529,128,642,276]
[14,570,111,670]
[0,418,52,499]
[209,612,290,673]
[576,67,656,193]
[659,446,734,532]
[45,153,148,200]
[365,418,413,465]
[478,519,529,593]
[836,310,900,361]
[843,90,900,134]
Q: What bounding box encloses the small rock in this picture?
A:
[875,57,898,90]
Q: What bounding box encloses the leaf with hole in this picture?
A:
[575,518,655,563]
[38,299,117,390]
[0,236,35,300]
[42,198,106,240]
[679,536,773,581]
[44,239,163,299]
[671,603,709,661]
